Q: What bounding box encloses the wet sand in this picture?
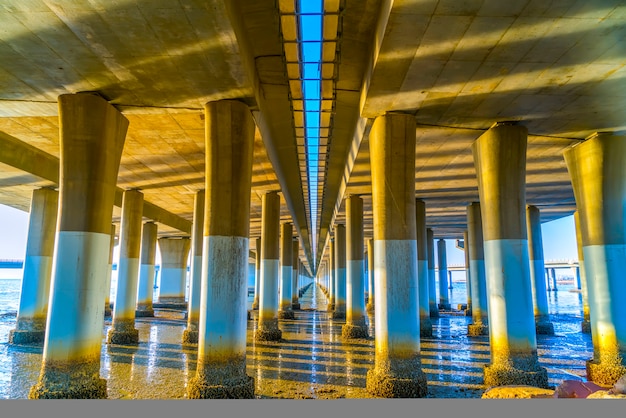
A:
[0,284,594,399]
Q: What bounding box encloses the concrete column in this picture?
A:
[574,211,591,334]
[464,230,472,316]
[365,113,427,398]
[9,187,58,345]
[342,195,368,338]
[415,199,432,337]
[366,238,375,313]
[30,93,128,399]
[448,271,453,289]
[426,228,438,318]
[104,225,116,317]
[564,132,626,386]
[183,190,205,344]
[157,237,190,304]
[545,268,551,291]
[255,191,282,341]
[550,268,557,292]
[107,189,143,345]
[187,100,255,399]
[327,237,336,311]
[526,205,554,335]
[136,221,157,317]
[252,237,261,310]
[472,122,547,388]
[292,238,300,310]
[278,223,294,319]
[437,239,450,310]
[467,202,489,336]
[332,224,346,320]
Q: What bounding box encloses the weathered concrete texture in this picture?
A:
[9,329,44,345]
[586,357,626,386]
[342,322,369,339]
[484,357,549,389]
[366,358,428,398]
[29,360,107,399]
[535,321,555,335]
[481,385,554,399]
[278,310,295,320]
[468,323,489,336]
[255,320,283,342]
[106,319,139,345]
[187,361,254,399]
[135,307,155,318]
[182,329,199,345]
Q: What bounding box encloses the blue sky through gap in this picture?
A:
[298,0,323,258]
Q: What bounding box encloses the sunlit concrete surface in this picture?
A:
[1,284,594,399]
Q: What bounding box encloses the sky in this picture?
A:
[0,203,578,265]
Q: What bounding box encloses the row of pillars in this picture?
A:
[317,117,626,396]
[5,94,625,399]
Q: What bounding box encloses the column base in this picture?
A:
[182,329,199,345]
[420,318,433,338]
[332,310,346,320]
[255,322,282,342]
[291,303,300,310]
[342,323,369,339]
[581,320,591,334]
[187,364,255,399]
[429,307,439,318]
[8,329,45,345]
[586,358,626,386]
[366,359,428,398]
[535,321,555,335]
[484,361,549,388]
[135,309,154,318]
[106,320,139,345]
[278,310,295,320]
[366,303,375,314]
[29,361,107,399]
[468,323,489,336]
[438,303,451,310]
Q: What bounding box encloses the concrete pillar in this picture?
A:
[292,238,300,310]
[564,132,626,385]
[255,191,282,341]
[426,228,438,318]
[107,189,143,345]
[342,195,368,338]
[136,221,157,317]
[366,238,375,313]
[182,190,205,344]
[157,237,191,304]
[332,224,346,320]
[30,93,128,399]
[365,113,427,398]
[327,237,336,311]
[551,268,558,292]
[9,187,58,345]
[437,239,450,310]
[187,100,255,399]
[104,225,116,317]
[252,237,261,310]
[467,202,489,336]
[472,122,548,388]
[464,230,472,316]
[574,211,591,334]
[448,271,453,289]
[415,199,432,337]
[278,223,294,319]
[526,205,554,335]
